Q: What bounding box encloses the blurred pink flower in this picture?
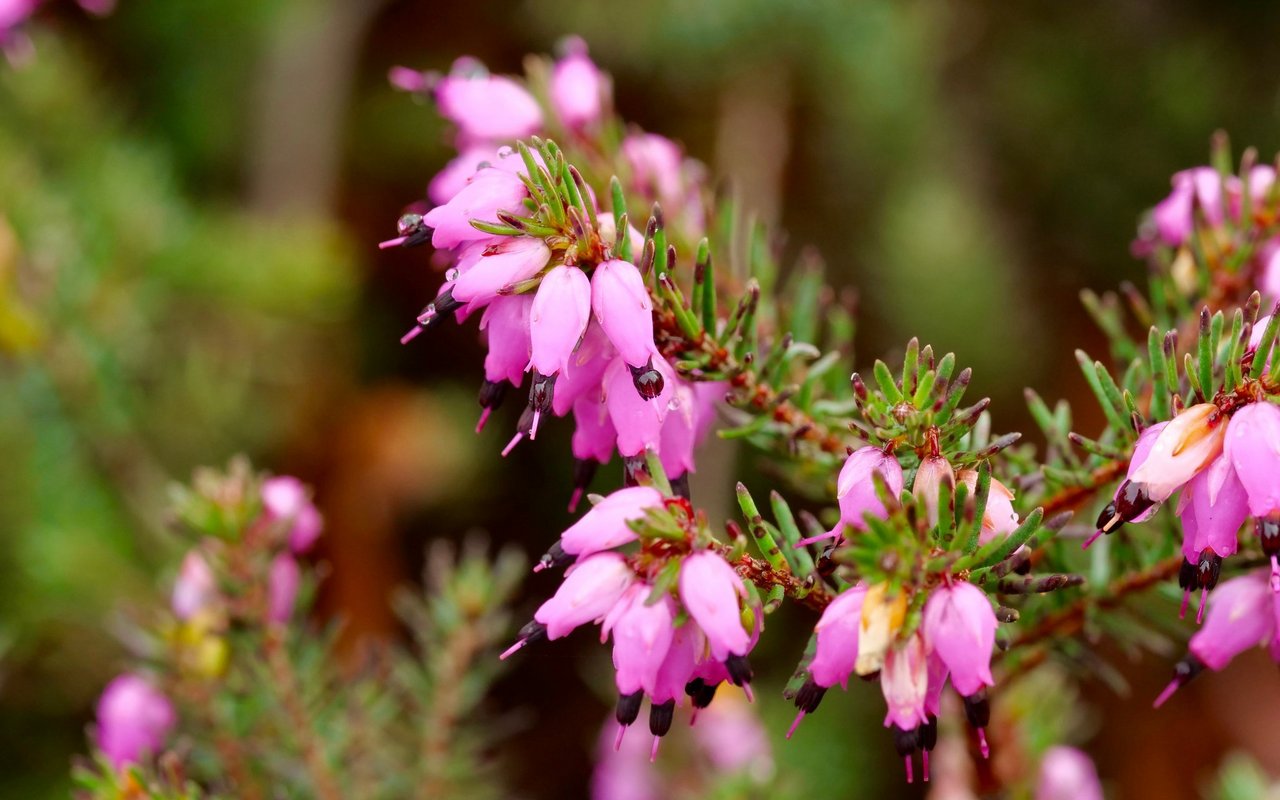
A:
[1036,747,1103,800]
[551,37,605,130]
[95,674,175,770]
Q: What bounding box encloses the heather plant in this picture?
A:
[67,35,1280,800]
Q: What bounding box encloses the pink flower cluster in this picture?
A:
[501,487,760,761]
[384,47,719,502]
[1142,165,1280,296]
[789,579,998,783]
[1092,399,1280,621]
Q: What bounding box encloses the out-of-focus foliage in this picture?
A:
[0,35,355,796]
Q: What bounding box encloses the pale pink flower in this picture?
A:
[1036,747,1104,800]
[530,265,592,377]
[1088,420,1168,546]
[809,584,867,690]
[591,714,662,800]
[435,59,542,143]
[551,322,615,416]
[1128,403,1226,502]
[591,259,660,373]
[622,133,684,207]
[95,674,176,770]
[603,355,674,457]
[957,470,1020,545]
[800,447,904,546]
[1189,571,1273,670]
[1176,454,1247,620]
[913,455,955,529]
[571,389,616,464]
[881,633,929,731]
[1225,400,1280,566]
[551,37,605,130]
[480,294,533,388]
[1152,167,1225,246]
[691,695,775,782]
[609,585,676,698]
[171,551,218,622]
[534,552,635,640]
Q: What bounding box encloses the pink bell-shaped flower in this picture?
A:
[1225,401,1280,563]
[1088,421,1169,546]
[880,633,929,731]
[1188,571,1273,671]
[809,584,868,690]
[622,133,685,207]
[913,455,955,529]
[1176,453,1247,620]
[451,237,550,306]
[530,265,592,377]
[534,552,636,640]
[922,581,996,698]
[1128,403,1226,503]
[679,551,750,663]
[435,60,543,143]
[609,585,676,698]
[480,294,534,387]
[957,469,1020,545]
[552,321,615,416]
[801,447,904,547]
[591,259,660,372]
[1152,167,1225,246]
[95,674,176,770]
[558,486,664,560]
[261,475,323,554]
[603,355,674,457]
[423,168,527,250]
[551,37,606,130]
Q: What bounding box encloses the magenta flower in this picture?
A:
[608,585,676,699]
[800,447,904,547]
[171,550,218,622]
[1176,453,1247,620]
[267,553,301,624]
[422,168,528,250]
[530,265,592,377]
[261,475,323,554]
[1036,747,1104,800]
[424,144,536,206]
[95,674,176,770]
[451,237,550,305]
[1152,167,1225,246]
[551,321,615,417]
[435,59,543,143]
[555,485,664,562]
[923,581,996,698]
[533,552,635,640]
[810,584,867,691]
[551,37,606,130]
[1225,400,1280,562]
[591,259,661,375]
[1155,569,1275,707]
[480,294,533,388]
[571,387,616,458]
[604,355,674,457]
[679,551,750,666]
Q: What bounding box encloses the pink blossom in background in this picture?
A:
[435,59,543,144]
[267,553,301,624]
[261,475,323,553]
[95,674,176,770]
[1035,747,1103,800]
[171,550,218,622]
[551,36,606,130]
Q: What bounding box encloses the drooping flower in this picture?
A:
[550,37,606,130]
[450,236,551,306]
[530,265,592,378]
[531,552,636,641]
[608,585,676,701]
[678,552,751,671]
[95,674,176,770]
[787,584,867,739]
[1036,747,1104,800]
[261,475,323,554]
[591,259,662,387]
[691,693,775,782]
[1225,400,1280,563]
[656,378,723,481]
[591,713,662,800]
[856,582,907,675]
[622,133,685,209]
[1088,420,1168,546]
[799,446,903,546]
[881,633,929,733]
[435,59,543,144]
[1175,453,1247,620]
[957,469,1020,545]
[922,582,996,698]
[1152,167,1225,247]
[603,354,674,457]
[480,293,534,393]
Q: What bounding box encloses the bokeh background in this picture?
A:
[5,0,1280,797]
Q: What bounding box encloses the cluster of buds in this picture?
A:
[501,485,761,761]
[385,45,719,505]
[1091,396,1280,621]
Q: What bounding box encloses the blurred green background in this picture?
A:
[5,0,1280,797]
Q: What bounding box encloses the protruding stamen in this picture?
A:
[614,724,627,752]
[786,711,806,740]
[498,640,525,661]
[568,488,584,514]
[797,530,840,547]
[1179,588,1191,620]
[1153,679,1180,709]
[742,682,755,703]
[649,736,661,763]
[922,750,930,782]
[501,432,523,457]
[475,407,492,434]
[1081,529,1105,550]
[976,728,990,760]
[904,756,914,784]
[378,236,408,250]
[400,325,424,345]
[529,409,542,440]
[1196,588,1208,625]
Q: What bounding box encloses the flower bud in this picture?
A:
[422,168,528,250]
[912,455,955,529]
[95,674,176,770]
[435,60,542,143]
